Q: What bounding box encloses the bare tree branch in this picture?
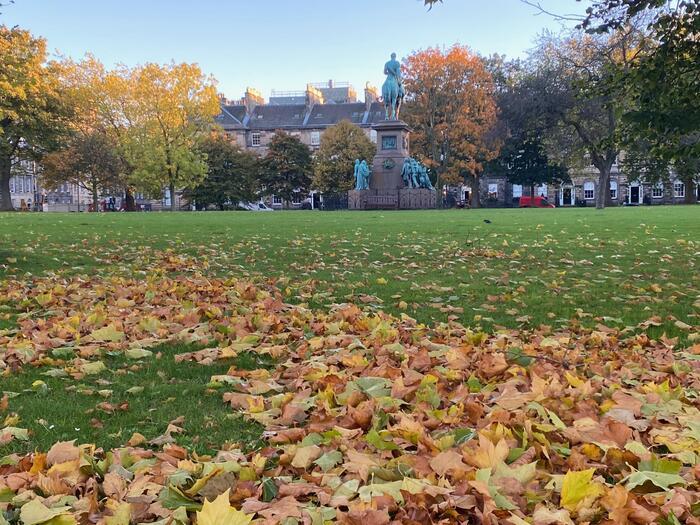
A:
[520,0,586,22]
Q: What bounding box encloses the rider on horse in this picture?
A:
[382,53,405,120]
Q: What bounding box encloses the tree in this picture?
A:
[485,55,570,199]
[489,136,570,198]
[185,133,259,210]
[127,63,220,211]
[523,27,650,209]
[261,132,313,202]
[312,121,375,193]
[402,45,501,208]
[583,1,699,159]
[0,26,70,211]
[623,144,699,204]
[42,130,125,211]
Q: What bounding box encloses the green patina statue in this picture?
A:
[382,53,405,121]
[401,157,435,190]
[353,159,371,190]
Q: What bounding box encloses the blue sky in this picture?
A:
[3,0,576,101]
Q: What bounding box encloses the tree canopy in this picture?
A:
[262,131,313,202]
[185,133,259,210]
[42,130,125,211]
[0,26,71,211]
[402,45,501,208]
[312,121,376,193]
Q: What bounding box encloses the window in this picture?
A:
[292,192,303,204]
[487,183,498,199]
[584,181,595,200]
[9,178,15,193]
[310,131,320,146]
[251,132,261,147]
[370,130,377,144]
[536,184,548,198]
[610,180,618,200]
[512,184,522,198]
[272,195,282,205]
[674,182,685,198]
[652,183,663,198]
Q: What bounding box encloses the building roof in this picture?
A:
[215,105,247,130]
[366,101,387,125]
[248,104,308,130]
[214,100,389,131]
[306,102,367,127]
[224,105,247,124]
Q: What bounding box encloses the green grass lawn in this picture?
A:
[1,206,699,454]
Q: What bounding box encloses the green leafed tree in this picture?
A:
[489,136,570,199]
[583,1,699,159]
[0,26,71,211]
[261,131,313,202]
[184,133,259,210]
[127,62,220,211]
[312,120,375,193]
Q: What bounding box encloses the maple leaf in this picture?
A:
[466,434,510,469]
[196,490,252,525]
[560,469,603,512]
[19,500,76,525]
[89,324,125,342]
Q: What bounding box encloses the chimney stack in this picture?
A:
[364,82,379,111]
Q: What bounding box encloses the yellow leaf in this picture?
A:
[561,469,602,512]
[564,371,584,388]
[35,293,53,306]
[185,467,223,497]
[89,324,125,343]
[103,500,131,525]
[19,500,76,525]
[195,490,252,525]
[468,434,509,469]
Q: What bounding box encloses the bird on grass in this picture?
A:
[483,219,492,224]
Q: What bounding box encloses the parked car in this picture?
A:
[519,196,555,208]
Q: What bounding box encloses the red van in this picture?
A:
[519,196,555,208]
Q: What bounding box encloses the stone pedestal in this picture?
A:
[349,120,437,210]
[371,121,410,191]
[399,188,437,209]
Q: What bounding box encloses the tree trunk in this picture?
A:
[529,184,535,198]
[92,179,99,213]
[595,165,611,210]
[0,154,14,211]
[685,179,694,204]
[169,179,176,212]
[124,187,136,211]
[470,176,481,209]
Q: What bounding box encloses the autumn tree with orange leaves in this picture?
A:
[402,45,501,208]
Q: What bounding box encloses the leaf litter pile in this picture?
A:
[1,253,700,524]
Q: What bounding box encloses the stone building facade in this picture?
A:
[474,165,699,208]
[217,83,382,157]
[216,82,383,209]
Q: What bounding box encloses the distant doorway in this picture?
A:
[560,187,574,206]
[629,184,641,205]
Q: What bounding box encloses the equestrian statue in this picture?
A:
[382,52,405,121]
